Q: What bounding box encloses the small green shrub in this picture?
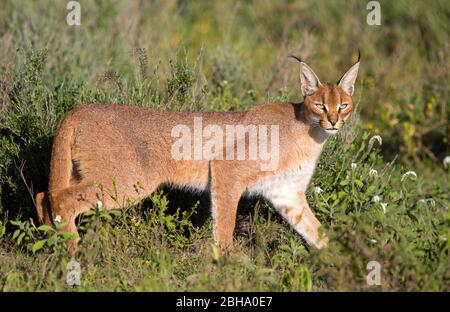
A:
[9,219,74,254]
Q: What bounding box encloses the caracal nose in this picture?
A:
[328,116,338,126]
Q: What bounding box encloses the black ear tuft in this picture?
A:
[289,55,303,63]
[337,54,360,96]
[337,51,361,85]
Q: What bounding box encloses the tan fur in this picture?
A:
[35,58,359,255]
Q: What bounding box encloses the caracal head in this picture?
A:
[292,55,360,135]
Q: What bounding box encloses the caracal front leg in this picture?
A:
[268,191,328,249]
[210,163,244,251]
[210,184,242,251]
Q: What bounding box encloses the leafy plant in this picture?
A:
[9,219,74,254]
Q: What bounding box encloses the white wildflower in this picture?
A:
[369,135,382,146]
[380,202,388,213]
[401,171,417,181]
[351,163,357,170]
[370,239,378,244]
[419,198,435,206]
[314,186,323,194]
[372,195,381,203]
[54,215,62,224]
[444,156,450,168]
[369,169,378,176]
[96,200,103,209]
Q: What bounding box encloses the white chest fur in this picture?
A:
[246,162,316,200]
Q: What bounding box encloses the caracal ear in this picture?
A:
[299,61,322,97]
[338,61,360,97]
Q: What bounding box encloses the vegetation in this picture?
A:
[0,0,449,291]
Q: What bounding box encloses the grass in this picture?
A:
[0,0,449,291]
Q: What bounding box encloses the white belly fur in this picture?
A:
[246,162,316,206]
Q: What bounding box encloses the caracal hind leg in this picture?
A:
[268,191,328,249]
[49,181,152,256]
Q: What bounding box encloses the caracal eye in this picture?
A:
[339,103,348,110]
[315,104,326,111]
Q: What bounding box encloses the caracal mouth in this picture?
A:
[324,128,339,134]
